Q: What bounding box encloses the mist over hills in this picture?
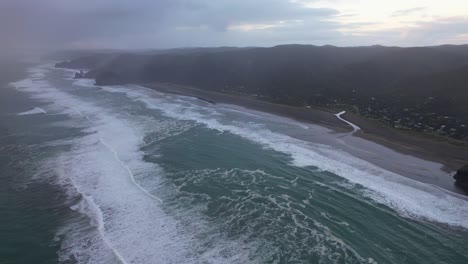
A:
[55,44,468,141]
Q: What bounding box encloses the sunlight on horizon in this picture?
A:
[305,0,468,32]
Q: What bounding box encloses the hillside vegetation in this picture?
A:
[56,44,468,141]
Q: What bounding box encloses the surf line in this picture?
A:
[56,102,164,204]
[98,138,164,204]
[16,107,47,115]
[68,177,129,264]
[335,111,361,133]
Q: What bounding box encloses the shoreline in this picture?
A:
[142,82,352,132]
[141,81,468,195]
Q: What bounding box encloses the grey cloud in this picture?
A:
[0,0,174,50]
[168,0,338,30]
[392,7,426,17]
[154,18,344,48]
[0,0,464,53]
[0,0,342,51]
[400,17,468,45]
[340,17,468,47]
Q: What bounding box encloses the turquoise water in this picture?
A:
[1,64,468,263]
[0,65,83,263]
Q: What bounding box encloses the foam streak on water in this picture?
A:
[17,107,47,115]
[96,83,468,230]
[10,65,254,264]
[9,64,468,264]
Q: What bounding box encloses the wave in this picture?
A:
[17,107,47,115]
[12,65,257,263]
[96,83,468,230]
[72,78,96,87]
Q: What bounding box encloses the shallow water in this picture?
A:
[1,64,467,264]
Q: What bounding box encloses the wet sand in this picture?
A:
[142,82,468,195]
[142,82,351,131]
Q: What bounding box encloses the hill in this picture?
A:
[55,44,468,141]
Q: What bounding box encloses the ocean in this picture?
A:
[1,63,467,264]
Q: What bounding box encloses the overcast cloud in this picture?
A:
[1,0,467,52]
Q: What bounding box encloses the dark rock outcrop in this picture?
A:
[74,70,86,79]
[453,165,468,191]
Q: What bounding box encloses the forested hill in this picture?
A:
[55,44,468,141]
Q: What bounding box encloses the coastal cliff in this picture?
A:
[454,165,468,192]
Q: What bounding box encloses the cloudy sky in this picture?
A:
[1,0,468,51]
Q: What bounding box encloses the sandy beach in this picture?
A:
[142,81,468,195]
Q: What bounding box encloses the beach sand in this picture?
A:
[142,82,468,195]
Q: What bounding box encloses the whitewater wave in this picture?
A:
[17,107,47,115]
[5,62,467,264]
[11,65,258,264]
[96,83,468,230]
[72,78,96,87]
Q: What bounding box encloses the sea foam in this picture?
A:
[11,65,255,264]
[17,107,47,115]
[98,83,468,230]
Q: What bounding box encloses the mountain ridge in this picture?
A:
[55,44,468,141]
